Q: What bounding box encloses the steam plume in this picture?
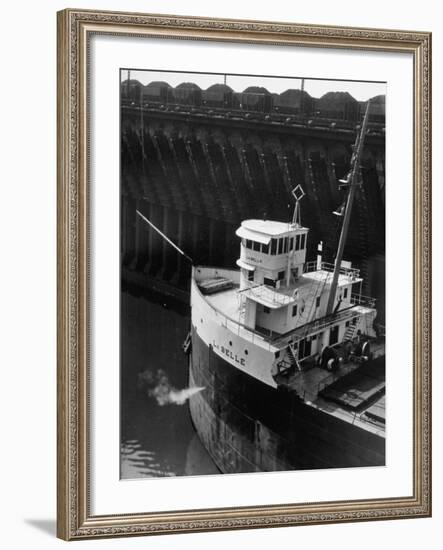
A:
[137,369,204,406]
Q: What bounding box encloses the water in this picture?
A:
[120,288,219,479]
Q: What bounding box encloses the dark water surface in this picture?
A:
[120,289,219,479]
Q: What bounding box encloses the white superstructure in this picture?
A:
[191,213,377,389]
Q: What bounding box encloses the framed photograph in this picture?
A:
[57,8,431,540]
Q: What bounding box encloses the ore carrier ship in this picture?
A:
[186,102,385,473]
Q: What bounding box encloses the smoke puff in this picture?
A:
[138,368,204,406]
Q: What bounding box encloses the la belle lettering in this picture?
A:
[213,341,246,366]
[246,256,262,264]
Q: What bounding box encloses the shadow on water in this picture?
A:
[120,287,218,479]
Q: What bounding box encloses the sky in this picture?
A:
[122,69,386,101]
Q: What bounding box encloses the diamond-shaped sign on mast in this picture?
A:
[291,184,305,226]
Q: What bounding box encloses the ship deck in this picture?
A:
[207,285,385,435]
[276,341,386,437]
[196,267,385,436]
[205,285,243,322]
[203,270,359,319]
[203,279,374,349]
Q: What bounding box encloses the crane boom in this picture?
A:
[325,101,371,316]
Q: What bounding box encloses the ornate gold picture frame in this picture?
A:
[57,8,431,540]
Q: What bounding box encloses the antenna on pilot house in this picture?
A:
[291,184,306,226]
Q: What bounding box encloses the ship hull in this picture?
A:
[189,327,385,474]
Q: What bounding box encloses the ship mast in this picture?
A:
[325,100,371,316]
[286,184,305,286]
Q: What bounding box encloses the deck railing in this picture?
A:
[350,293,377,308]
[193,269,377,352]
[241,283,293,307]
[304,260,360,280]
[270,306,363,347]
[193,277,275,349]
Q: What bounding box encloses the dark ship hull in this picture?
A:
[189,328,385,474]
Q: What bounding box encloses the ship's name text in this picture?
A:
[246,255,262,264]
[212,341,246,366]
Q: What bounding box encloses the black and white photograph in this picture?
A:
[120,69,386,479]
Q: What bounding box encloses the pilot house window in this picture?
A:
[270,239,277,255]
[292,305,298,317]
[295,234,300,250]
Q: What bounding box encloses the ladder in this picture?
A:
[287,345,301,372]
[343,322,357,342]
